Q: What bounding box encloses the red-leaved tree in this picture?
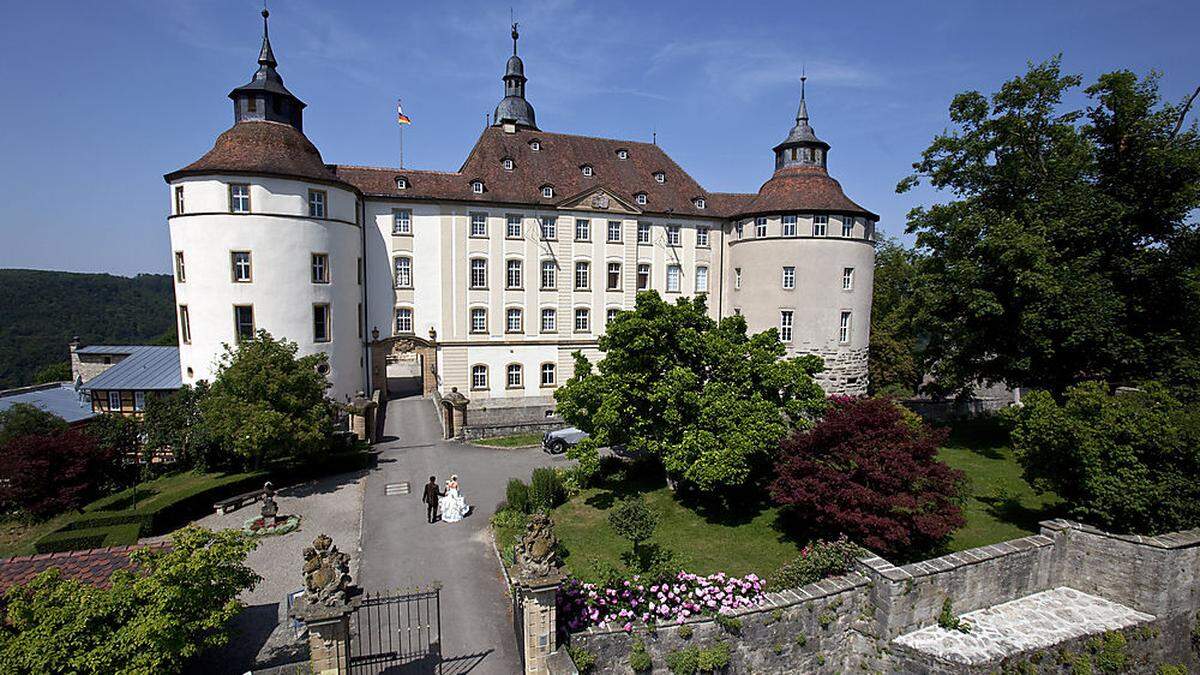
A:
[0,430,117,517]
[770,397,966,555]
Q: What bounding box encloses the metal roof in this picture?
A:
[78,346,182,392]
[0,383,95,424]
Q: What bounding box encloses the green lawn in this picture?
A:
[936,418,1063,552]
[0,470,265,557]
[550,473,804,582]
[475,433,543,448]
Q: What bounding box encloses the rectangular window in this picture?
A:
[637,221,651,244]
[574,308,590,332]
[695,266,709,293]
[696,225,709,247]
[575,261,590,290]
[357,258,363,285]
[606,262,621,290]
[311,253,329,283]
[782,215,797,237]
[506,214,522,239]
[607,220,622,242]
[667,224,681,246]
[736,221,744,238]
[174,251,186,282]
[394,256,412,288]
[735,268,742,289]
[540,260,556,289]
[813,215,828,236]
[234,305,255,342]
[839,311,852,343]
[541,363,556,387]
[393,209,412,235]
[229,184,250,213]
[313,304,331,342]
[782,266,796,289]
[780,310,794,342]
[179,305,191,344]
[134,391,146,412]
[470,259,487,289]
[108,391,122,411]
[666,265,681,292]
[755,217,768,238]
[506,364,523,388]
[842,216,854,237]
[470,212,487,237]
[506,308,523,333]
[470,308,487,333]
[471,365,488,390]
[636,263,650,291]
[843,267,854,290]
[540,216,557,240]
[231,251,252,282]
[395,307,413,334]
[174,186,185,215]
[308,189,327,218]
[606,308,619,324]
[506,259,523,289]
[541,308,557,333]
[575,218,590,242]
[358,303,363,338]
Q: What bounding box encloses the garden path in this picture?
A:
[358,395,568,675]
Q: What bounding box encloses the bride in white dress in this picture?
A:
[439,475,470,523]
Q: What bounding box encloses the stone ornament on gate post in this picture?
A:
[515,513,566,674]
[290,533,360,675]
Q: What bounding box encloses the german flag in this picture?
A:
[397,100,412,125]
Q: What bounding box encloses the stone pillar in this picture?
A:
[518,574,562,674]
[295,602,357,675]
[442,387,469,440]
[347,393,377,443]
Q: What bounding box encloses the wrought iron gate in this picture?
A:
[349,585,442,673]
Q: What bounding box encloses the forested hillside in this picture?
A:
[0,269,176,388]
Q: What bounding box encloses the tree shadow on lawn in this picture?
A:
[939,415,1012,459]
[977,491,1066,533]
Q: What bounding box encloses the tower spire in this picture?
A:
[796,71,808,123]
[258,7,276,68]
[511,8,519,55]
[492,18,537,130]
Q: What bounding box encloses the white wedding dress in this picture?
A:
[440,486,469,523]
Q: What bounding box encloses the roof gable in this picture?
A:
[556,186,642,215]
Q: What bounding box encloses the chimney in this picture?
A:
[69,337,83,385]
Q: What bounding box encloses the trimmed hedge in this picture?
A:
[34,523,142,554]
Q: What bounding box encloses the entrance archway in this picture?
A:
[370,335,437,399]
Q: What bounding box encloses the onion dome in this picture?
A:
[492,22,538,130]
[228,8,306,131]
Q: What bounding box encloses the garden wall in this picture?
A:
[562,520,1200,673]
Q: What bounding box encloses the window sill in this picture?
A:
[469,287,489,291]
[505,287,525,292]
[392,231,413,237]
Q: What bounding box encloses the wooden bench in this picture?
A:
[213,489,265,515]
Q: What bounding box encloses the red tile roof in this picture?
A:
[164,120,347,188]
[744,166,878,219]
[0,543,167,594]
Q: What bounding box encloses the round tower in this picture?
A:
[726,79,877,395]
[164,9,364,401]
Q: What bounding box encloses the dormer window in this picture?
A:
[542,185,554,199]
[616,149,629,160]
[693,198,706,209]
[395,177,408,190]
[502,157,514,171]
[635,193,647,206]
[529,139,541,151]
[653,172,666,183]
[581,165,594,177]
[472,181,484,194]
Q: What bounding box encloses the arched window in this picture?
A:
[506,363,523,388]
[471,364,488,390]
[540,363,556,387]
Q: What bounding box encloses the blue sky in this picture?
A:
[0,0,1196,276]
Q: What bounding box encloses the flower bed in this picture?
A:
[558,571,766,633]
[243,514,301,537]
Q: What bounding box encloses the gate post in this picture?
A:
[290,534,359,675]
[513,514,564,674]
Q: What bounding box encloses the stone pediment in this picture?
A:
[557,186,642,215]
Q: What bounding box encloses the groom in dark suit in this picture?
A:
[422,476,444,524]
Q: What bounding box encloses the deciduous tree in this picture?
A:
[0,403,68,447]
[554,292,826,493]
[0,429,117,517]
[770,397,965,555]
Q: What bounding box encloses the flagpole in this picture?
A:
[399,123,404,169]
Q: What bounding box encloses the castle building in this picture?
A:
[165,11,876,417]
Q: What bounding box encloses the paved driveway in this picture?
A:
[359,396,568,675]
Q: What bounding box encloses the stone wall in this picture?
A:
[806,346,868,396]
[565,521,1200,673]
[463,395,563,440]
